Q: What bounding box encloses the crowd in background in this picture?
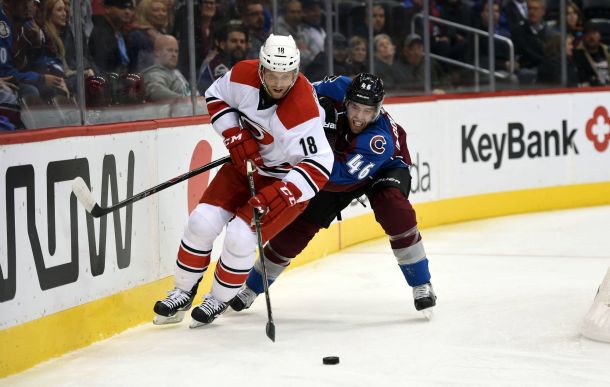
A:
[0,0,609,130]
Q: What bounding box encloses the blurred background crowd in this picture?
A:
[0,0,608,130]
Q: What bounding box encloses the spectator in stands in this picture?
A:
[353,4,391,40]
[301,0,325,67]
[61,0,96,76]
[197,25,248,94]
[276,0,314,66]
[142,34,190,101]
[373,33,406,88]
[437,0,473,63]
[276,0,304,37]
[174,0,218,78]
[512,0,552,82]
[504,0,528,35]
[239,0,268,59]
[160,0,175,32]
[40,0,96,96]
[0,76,21,129]
[396,33,448,93]
[403,0,441,39]
[1,0,67,98]
[471,0,513,73]
[347,36,368,75]
[63,0,95,41]
[127,0,168,72]
[89,0,134,75]
[573,22,610,86]
[40,0,70,73]
[537,34,580,87]
[0,76,19,106]
[566,1,584,46]
[92,0,105,19]
[305,32,351,82]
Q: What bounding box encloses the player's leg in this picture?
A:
[231,190,356,311]
[189,174,305,325]
[368,168,436,312]
[229,214,323,311]
[153,204,233,324]
[153,164,247,324]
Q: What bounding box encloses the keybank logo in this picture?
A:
[585,106,610,152]
[461,121,579,169]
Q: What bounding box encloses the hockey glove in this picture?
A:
[318,96,338,150]
[222,126,263,175]
[248,181,302,224]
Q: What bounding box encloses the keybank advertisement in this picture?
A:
[0,128,225,329]
[445,93,610,196]
[2,91,610,329]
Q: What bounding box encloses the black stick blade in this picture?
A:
[266,321,276,342]
[90,204,108,218]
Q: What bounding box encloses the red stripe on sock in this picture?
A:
[177,246,210,270]
[214,263,248,287]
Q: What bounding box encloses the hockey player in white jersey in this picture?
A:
[152,34,333,327]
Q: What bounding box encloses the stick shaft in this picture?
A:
[87,156,230,217]
[246,160,276,342]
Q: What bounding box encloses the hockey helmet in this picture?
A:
[346,73,384,107]
[85,75,111,108]
[115,73,145,105]
[259,34,300,73]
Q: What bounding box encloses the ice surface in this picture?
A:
[3,206,610,387]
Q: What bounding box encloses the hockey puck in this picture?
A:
[322,356,340,365]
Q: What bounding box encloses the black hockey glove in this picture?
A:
[318,95,338,149]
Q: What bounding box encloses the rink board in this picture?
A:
[1,89,610,377]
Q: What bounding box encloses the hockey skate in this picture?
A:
[413,282,436,319]
[153,287,195,325]
[229,285,258,311]
[190,293,229,328]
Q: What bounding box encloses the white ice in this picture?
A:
[3,206,610,387]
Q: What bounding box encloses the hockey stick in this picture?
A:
[72,156,230,218]
[246,159,276,342]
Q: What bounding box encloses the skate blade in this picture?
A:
[421,308,434,320]
[152,310,186,325]
[189,319,210,329]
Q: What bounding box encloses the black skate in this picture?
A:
[189,293,228,328]
[413,282,436,319]
[229,286,258,311]
[153,286,195,325]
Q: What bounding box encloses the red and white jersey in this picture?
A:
[205,60,333,202]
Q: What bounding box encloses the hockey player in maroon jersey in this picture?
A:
[152,34,333,327]
[230,73,437,316]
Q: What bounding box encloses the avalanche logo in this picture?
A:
[585,106,610,152]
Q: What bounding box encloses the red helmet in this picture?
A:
[116,73,145,105]
[85,76,111,107]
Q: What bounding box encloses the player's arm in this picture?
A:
[205,70,262,173]
[248,118,333,223]
[312,75,352,103]
[281,116,334,202]
[204,70,240,135]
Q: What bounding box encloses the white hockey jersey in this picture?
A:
[204,59,333,202]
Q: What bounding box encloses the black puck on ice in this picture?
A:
[322,356,340,365]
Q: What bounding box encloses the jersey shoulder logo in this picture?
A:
[0,21,10,38]
[370,135,386,154]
